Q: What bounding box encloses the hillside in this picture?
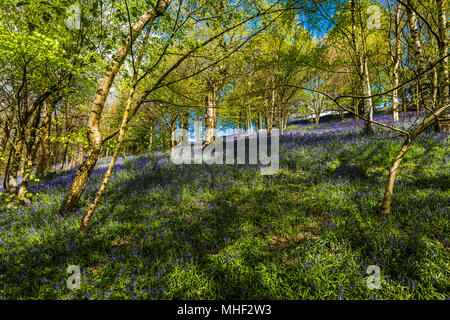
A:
[1,116,448,300]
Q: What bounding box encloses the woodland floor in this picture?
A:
[0,114,449,299]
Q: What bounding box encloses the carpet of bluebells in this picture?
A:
[0,114,449,300]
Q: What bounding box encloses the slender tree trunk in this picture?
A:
[64,153,70,170]
[197,116,203,141]
[353,97,359,121]
[3,144,13,193]
[81,83,138,235]
[170,117,177,152]
[381,103,449,216]
[381,140,410,216]
[258,112,262,131]
[352,74,359,121]
[391,3,401,122]
[35,128,51,177]
[351,0,373,135]
[246,103,252,133]
[436,0,449,132]
[68,156,74,170]
[271,86,277,129]
[8,134,24,195]
[18,143,40,204]
[437,0,449,106]
[177,119,182,144]
[283,114,288,132]
[407,2,434,111]
[36,101,54,177]
[59,0,172,216]
[280,108,284,133]
[204,85,217,146]
[432,66,438,108]
[412,80,418,112]
[0,134,7,166]
[149,123,154,150]
[57,145,68,174]
[182,110,189,145]
[362,55,374,134]
[400,85,408,125]
[416,81,421,117]
[264,88,272,135]
[48,145,58,173]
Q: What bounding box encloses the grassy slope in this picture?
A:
[0,115,449,299]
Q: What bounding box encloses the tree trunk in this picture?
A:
[57,144,68,174]
[407,2,434,112]
[264,89,272,135]
[182,110,189,145]
[381,140,410,217]
[271,86,277,129]
[35,140,50,177]
[18,138,41,204]
[432,66,438,108]
[64,152,70,171]
[49,144,58,172]
[3,145,13,193]
[258,112,263,131]
[361,54,374,134]
[381,102,449,216]
[36,103,53,177]
[391,3,401,122]
[170,116,178,152]
[352,73,359,121]
[59,0,172,215]
[81,82,139,235]
[283,114,289,132]
[436,0,449,132]
[351,0,373,135]
[197,117,203,141]
[204,85,217,146]
[8,135,24,195]
[280,108,284,133]
[353,97,359,121]
[149,123,154,150]
[247,103,253,134]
